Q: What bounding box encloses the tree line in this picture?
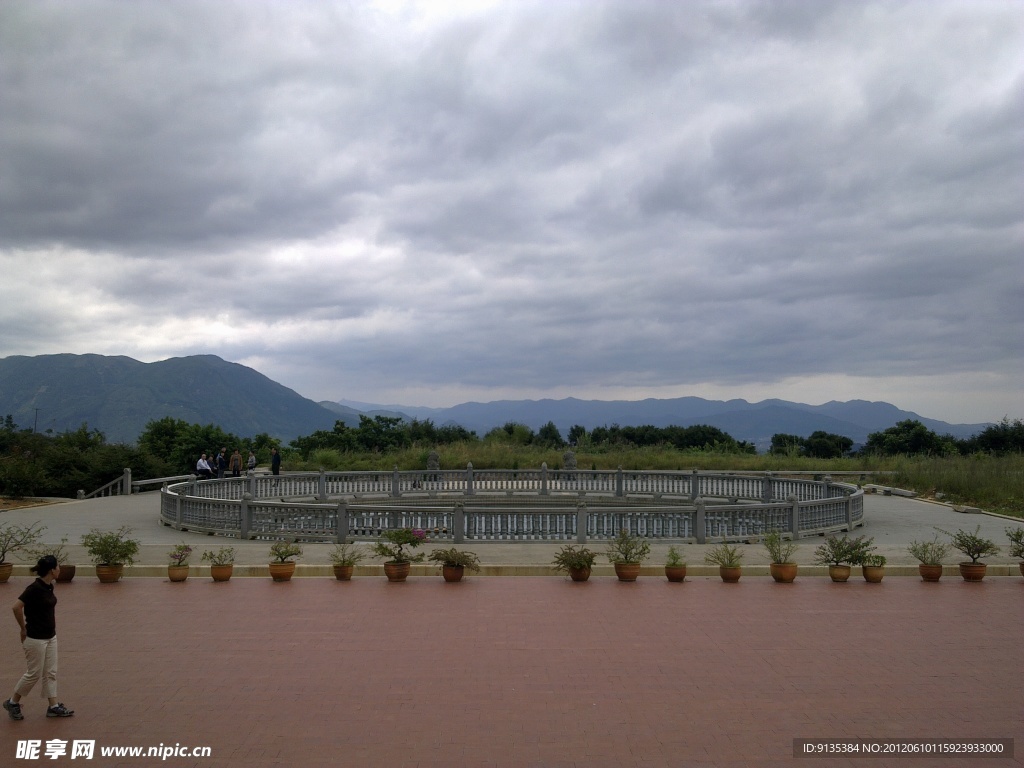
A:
[1,411,1022,499]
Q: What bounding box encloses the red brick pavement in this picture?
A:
[1,574,1020,768]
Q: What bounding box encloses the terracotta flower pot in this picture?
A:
[167,565,189,582]
[56,565,76,583]
[769,563,797,583]
[958,563,987,582]
[0,562,13,583]
[384,562,411,582]
[568,566,591,582]
[664,565,686,583]
[719,566,741,583]
[333,565,354,581]
[614,563,641,582]
[269,562,296,582]
[828,565,851,583]
[862,565,885,584]
[96,564,124,583]
[210,564,233,582]
[918,564,943,582]
[442,565,464,583]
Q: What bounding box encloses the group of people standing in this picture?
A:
[195,447,279,480]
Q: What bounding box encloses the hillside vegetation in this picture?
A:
[2,414,1021,518]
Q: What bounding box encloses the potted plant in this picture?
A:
[371,528,427,582]
[328,542,367,581]
[812,534,872,583]
[31,536,76,583]
[763,529,798,583]
[201,546,236,582]
[427,547,481,582]
[0,521,45,583]
[551,544,597,582]
[167,543,192,582]
[268,541,303,582]
[704,542,743,583]
[860,554,886,583]
[605,529,651,582]
[81,526,140,583]
[938,526,999,582]
[664,545,687,582]
[1006,527,1024,579]
[907,536,949,582]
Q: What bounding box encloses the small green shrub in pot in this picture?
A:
[551,544,597,581]
[605,529,651,565]
[81,526,140,566]
[762,530,797,564]
[201,546,236,566]
[329,543,367,567]
[269,541,303,563]
[703,542,743,569]
[906,536,950,565]
[427,547,481,571]
[937,526,999,564]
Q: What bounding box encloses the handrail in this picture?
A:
[157,467,864,545]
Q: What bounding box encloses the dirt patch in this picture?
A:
[0,498,55,512]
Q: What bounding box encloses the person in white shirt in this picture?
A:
[196,454,214,480]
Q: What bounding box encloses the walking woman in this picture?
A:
[4,555,74,719]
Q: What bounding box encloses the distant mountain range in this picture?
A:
[0,353,992,449]
[333,397,991,451]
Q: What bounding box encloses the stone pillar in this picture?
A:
[695,497,706,544]
[176,486,186,529]
[122,468,132,495]
[318,470,327,501]
[845,490,853,531]
[392,465,401,498]
[540,462,549,496]
[335,500,349,544]
[466,463,475,496]
[788,494,800,538]
[762,472,774,504]
[240,492,251,540]
[690,469,699,502]
[454,501,465,544]
[576,500,588,544]
[615,466,624,497]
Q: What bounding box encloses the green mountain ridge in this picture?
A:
[0,353,340,443]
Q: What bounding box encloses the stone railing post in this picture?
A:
[392,466,401,498]
[762,472,774,504]
[466,463,475,496]
[690,469,699,502]
[454,501,465,544]
[576,501,588,544]
[540,463,549,496]
[788,494,800,538]
[823,474,833,499]
[335,500,349,544]
[845,490,853,531]
[240,492,251,540]
[122,468,132,495]
[694,497,706,544]
[318,470,327,501]
[615,466,623,497]
[175,485,185,529]
[247,471,256,499]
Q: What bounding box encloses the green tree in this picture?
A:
[864,420,956,456]
[536,421,566,448]
[803,431,854,459]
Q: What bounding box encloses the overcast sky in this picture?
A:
[1,0,1021,425]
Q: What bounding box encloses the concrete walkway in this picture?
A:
[2,491,1021,577]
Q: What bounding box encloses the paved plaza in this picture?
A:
[1,492,1022,766]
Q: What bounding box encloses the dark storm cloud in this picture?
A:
[0,0,1020,422]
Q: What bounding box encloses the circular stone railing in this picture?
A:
[159,466,863,544]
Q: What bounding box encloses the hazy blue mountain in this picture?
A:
[0,353,992,450]
[0,353,340,443]
[336,396,991,450]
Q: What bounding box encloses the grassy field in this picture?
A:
[290,444,1024,518]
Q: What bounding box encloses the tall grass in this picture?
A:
[290,443,1023,517]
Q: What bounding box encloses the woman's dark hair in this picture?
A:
[30,555,59,576]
